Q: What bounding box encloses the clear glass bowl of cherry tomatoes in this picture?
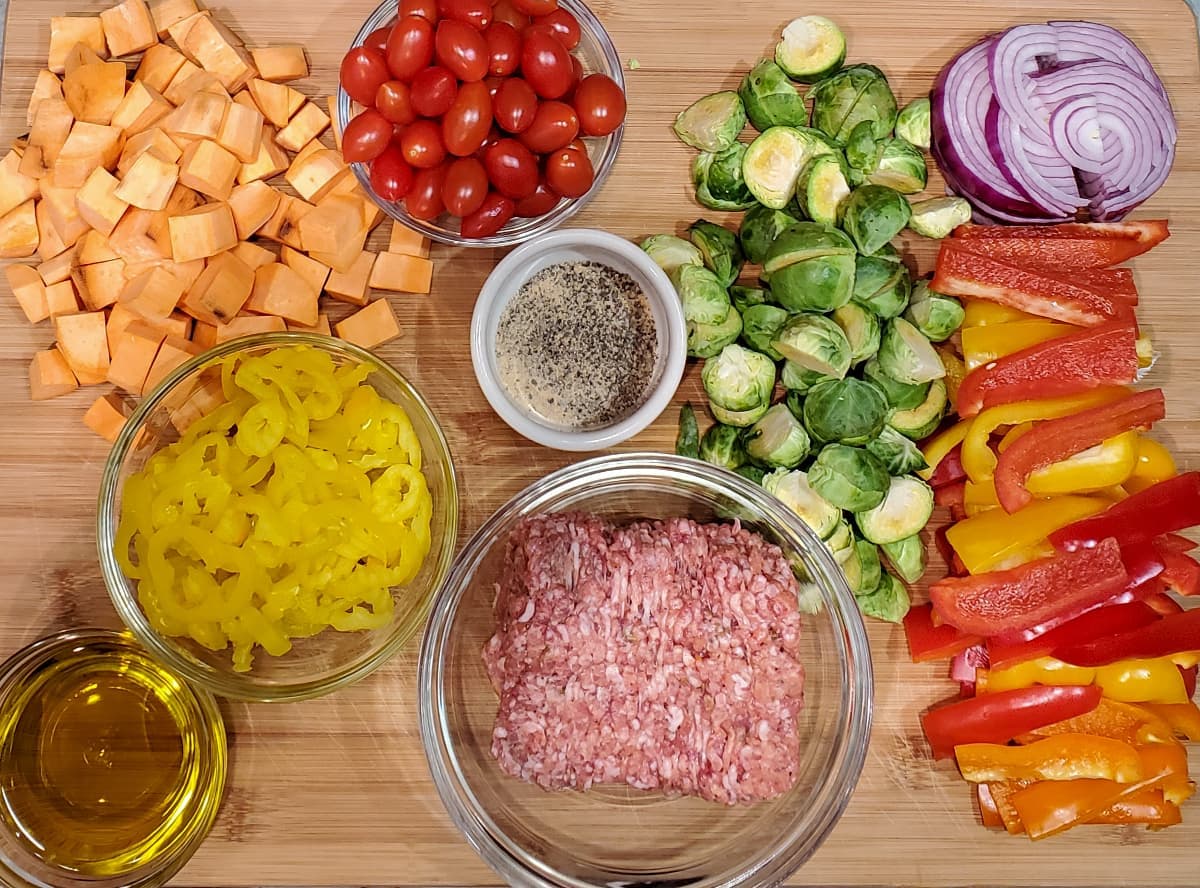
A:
[337,0,627,246]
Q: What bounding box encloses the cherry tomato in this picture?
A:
[567,137,587,153]
[365,27,391,53]
[517,100,579,153]
[443,81,493,156]
[484,22,522,77]
[532,8,579,49]
[513,0,557,15]
[369,145,415,201]
[482,138,539,199]
[563,54,584,100]
[386,16,435,81]
[400,118,447,168]
[514,180,560,217]
[520,29,573,99]
[438,0,491,30]
[435,19,489,82]
[460,191,515,238]
[400,0,439,19]
[376,80,417,125]
[410,65,458,117]
[544,146,594,198]
[572,73,626,136]
[340,46,391,105]
[342,109,393,162]
[480,124,504,151]
[493,77,538,133]
[442,156,489,216]
[407,163,448,220]
[484,76,505,99]
[491,0,530,29]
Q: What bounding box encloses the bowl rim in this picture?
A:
[337,0,626,249]
[469,228,688,451]
[417,452,874,888]
[96,332,460,703]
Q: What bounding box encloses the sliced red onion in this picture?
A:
[1048,20,1166,98]
[1048,96,1104,172]
[988,106,1084,215]
[987,24,1059,140]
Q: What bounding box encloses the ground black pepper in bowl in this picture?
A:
[494,261,659,432]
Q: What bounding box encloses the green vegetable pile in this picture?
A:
[659,16,969,623]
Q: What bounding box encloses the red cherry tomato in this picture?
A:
[438,0,491,30]
[386,16,435,81]
[517,100,579,153]
[493,77,538,133]
[400,0,439,19]
[482,138,539,199]
[484,22,522,77]
[365,27,391,53]
[400,118,447,168]
[442,156,489,217]
[513,0,557,15]
[564,54,584,100]
[340,46,391,105]
[567,137,587,153]
[460,191,515,238]
[376,80,417,125]
[532,8,579,49]
[407,163,449,220]
[410,65,459,117]
[491,0,530,29]
[544,146,594,198]
[443,80,493,156]
[483,76,506,99]
[520,29,573,99]
[480,124,504,151]
[369,145,415,201]
[342,109,394,162]
[572,73,626,136]
[435,19,489,82]
[514,181,560,217]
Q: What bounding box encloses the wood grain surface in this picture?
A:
[1,0,1199,885]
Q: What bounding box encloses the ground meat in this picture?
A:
[482,513,806,806]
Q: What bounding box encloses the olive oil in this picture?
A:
[0,632,226,880]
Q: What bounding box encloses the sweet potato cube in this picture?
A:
[44,280,80,318]
[148,0,198,36]
[339,181,385,232]
[275,102,330,153]
[179,14,257,92]
[83,393,131,441]
[100,0,157,57]
[143,334,202,392]
[135,43,185,93]
[288,313,331,336]
[165,11,208,57]
[17,145,49,181]
[336,298,400,350]
[6,264,49,323]
[299,194,363,256]
[106,208,161,265]
[48,18,108,74]
[121,266,185,319]
[161,60,202,105]
[76,167,129,235]
[107,320,165,392]
[230,240,275,271]
[63,59,128,125]
[281,246,330,295]
[191,320,217,348]
[55,309,110,378]
[246,79,293,128]
[114,150,178,211]
[37,250,75,286]
[181,250,253,323]
[245,263,319,325]
[259,194,313,249]
[0,201,39,259]
[63,44,106,78]
[0,150,41,218]
[168,375,224,432]
[76,230,119,265]
[110,82,172,136]
[29,98,74,167]
[168,91,228,141]
[286,148,349,203]
[27,70,64,127]
[216,101,263,163]
[35,201,69,260]
[29,348,79,400]
[250,46,308,83]
[168,202,237,262]
[325,96,343,151]
[226,181,280,240]
[237,125,288,184]
[77,258,127,310]
[117,127,181,175]
[105,301,137,351]
[159,309,193,340]
[369,251,433,294]
[54,122,124,188]
[324,250,375,306]
[178,139,239,200]
[290,138,324,167]
[388,224,430,258]
[214,313,285,343]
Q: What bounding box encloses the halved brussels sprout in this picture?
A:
[740,304,790,360]
[762,468,841,538]
[809,443,890,511]
[675,402,700,459]
[832,301,881,365]
[853,538,883,595]
[841,184,913,256]
[687,306,743,358]
[742,126,836,209]
[866,424,929,475]
[782,363,836,397]
[689,219,744,289]
[862,356,929,410]
[699,423,746,470]
[712,401,770,427]
[730,284,772,314]
[867,138,928,194]
[808,63,897,142]
[673,91,746,152]
[824,518,856,565]
[692,143,757,211]
[895,96,931,150]
[888,378,948,440]
[739,59,809,131]
[671,264,732,325]
[802,377,889,445]
[855,571,911,622]
[772,314,852,379]
[797,154,851,226]
[844,119,882,185]
[701,343,776,412]
[854,475,934,545]
[905,279,964,342]
[853,252,911,319]
[908,195,972,239]
[642,234,704,275]
[738,205,801,265]
[744,402,811,468]
[775,15,846,82]
[881,534,927,584]
[770,252,856,313]
[878,317,946,385]
[762,221,856,277]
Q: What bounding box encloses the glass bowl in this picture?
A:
[419,453,873,888]
[97,333,459,703]
[337,0,625,248]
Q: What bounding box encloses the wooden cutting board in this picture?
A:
[1,0,1198,885]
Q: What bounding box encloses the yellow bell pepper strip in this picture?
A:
[945,495,1109,574]
[962,298,1038,327]
[961,320,1074,371]
[979,656,1096,694]
[1023,431,1139,497]
[1142,702,1200,741]
[961,387,1129,483]
[1124,435,1177,494]
[1136,743,1195,806]
[1011,775,1167,840]
[919,419,972,482]
[996,421,1035,454]
[954,734,1144,783]
[978,655,1193,703]
[1015,698,1177,747]
[937,345,967,406]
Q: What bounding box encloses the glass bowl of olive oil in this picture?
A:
[0,629,226,888]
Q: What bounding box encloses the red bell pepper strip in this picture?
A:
[1054,608,1200,667]
[1156,546,1200,596]
[941,236,1154,273]
[1144,588,1185,617]
[921,685,1103,760]
[933,525,970,577]
[934,480,965,512]
[928,443,966,489]
[1155,533,1198,555]
[952,219,1169,247]
[1075,268,1138,305]
[953,321,1138,418]
[903,602,982,663]
[987,601,1161,669]
[930,537,1129,637]
[993,389,1165,513]
[1181,665,1197,700]
[1050,473,1200,553]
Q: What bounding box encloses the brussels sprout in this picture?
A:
[673,91,746,152]
[782,361,835,394]
[852,253,911,319]
[692,144,757,211]
[854,475,934,545]
[735,464,767,484]
[862,356,929,410]
[844,120,882,185]
[895,96,931,150]
[824,518,856,565]
[738,59,809,131]
[743,126,837,210]
[853,538,883,595]
[730,284,772,314]
[908,196,972,239]
[688,306,743,359]
[881,534,927,584]
[809,443,890,511]
[841,184,913,256]
[866,424,929,475]
[676,402,700,459]
[689,219,744,289]
[738,205,801,265]
[671,264,732,325]
[642,234,704,275]
[832,302,881,365]
[712,401,770,427]
[762,468,841,538]
[770,253,856,313]
[699,423,746,470]
[772,314,852,379]
[740,304,790,360]
[762,222,856,277]
[802,377,889,445]
[808,63,897,142]
[855,571,911,623]
[744,403,811,468]
[879,317,946,385]
[796,154,851,225]
[905,279,964,342]
[888,379,948,440]
[867,138,928,194]
[775,15,846,82]
[701,344,776,412]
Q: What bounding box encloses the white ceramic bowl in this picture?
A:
[470,229,686,451]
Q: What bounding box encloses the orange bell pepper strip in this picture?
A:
[985,780,1032,834]
[1090,788,1181,827]
[1012,775,1166,840]
[1141,702,1200,741]
[1015,698,1177,747]
[1137,743,1195,806]
[977,783,1006,829]
[954,733,1144,783]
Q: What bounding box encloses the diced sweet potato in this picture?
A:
[36,200,71,260]
[27,70,64,127]
[167,91,229,140]
[100,0,157,57]
[148,0,198,37]
[29,348,79,400]
[120,266,185,319]
[259,194,313,249]
[76,167,130,235]
[167,202,237,262]
[44,279,80,317]
[180,249,253,323]
[143,333,202,392]
[113,149,179,211]
[17,144,49,180]
[275,102,330,153]
[117,127,181,175]
[0,201,40,259]
[326,95,342,151]
[106,208,162,265]
[246,78,294,128]
[41,181,90,246]
[245,262,319,325]
[135,43,186,93]
[335,298,401,350]
[106,301,136,352]
[83,392,132,441]
[159,309,193,339]
[110,81,172,135]
[291,138,324,166]
[76,230,120,265]
[298,194,363,256]
[161,60,203,104]
[165,11,209,58]
[107,319,165,393]
[0,149,41,218]
[178,139,239,200]
[216,100,263,163]
[388,223,431,258]
[281,246,330,295]
[369,251,433,294]
[168,374,224,432]
[285,148,349,203]
[249,46,308,83]
[54,122,124,188]
[324,249,375,306]
[63,59,128,124]
[6,264,49,323]
[230,239,275,270]
[227,180,280,239]
[37,250,75,285]
[287,313,331,336]
[191,320,217,348]
[338,181,385,232]
[63,44,106,76]
[55,309,110,379]
[237,124,288,183]
[77,258,127,310]
[214,313,285,343]
[178,14,257,92]
[29,97,74,167]
[48,17,108,74]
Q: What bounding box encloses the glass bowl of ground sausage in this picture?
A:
[418,453,873,888]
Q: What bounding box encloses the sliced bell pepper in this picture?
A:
[1157,547,1200,596]
[934,480,965,513]
[933,525,970,578]
[1141,702,1200,741]
[945,497,1112,576]
[1050,472,1200,554]
[987,601,1161,669]
[950,643,990,692]
[1076,267,1138,305]
[962,479,1001,517]
[961,320,1074,371]
[996,421,1035,454]
[1054,604,1200,668]
[952,219,1170,244]
[1136,743,1195,806]
[938,344,966,407]
[979,656,1096,694]
[1154,533,1197,555]
[962,298,1037,327]
[947,219,1170,268]
[920,425,970,485]
[921,685,1103,760]
[903,602,982,663]
[1124,436,1177,494]
[982,654,1192,703]
[977,783,1006,829]
[1183,665,1198,699]
[1024,431,1139,498]
[1015,698,1177,747]
[994,390,1165,513]
[954,321,1138,419]
[954,733,1144,783]
[1143,588,1186,617]
[1091,789,1181,827]
[986,780,1032,834]
[1011,775,1165,840]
